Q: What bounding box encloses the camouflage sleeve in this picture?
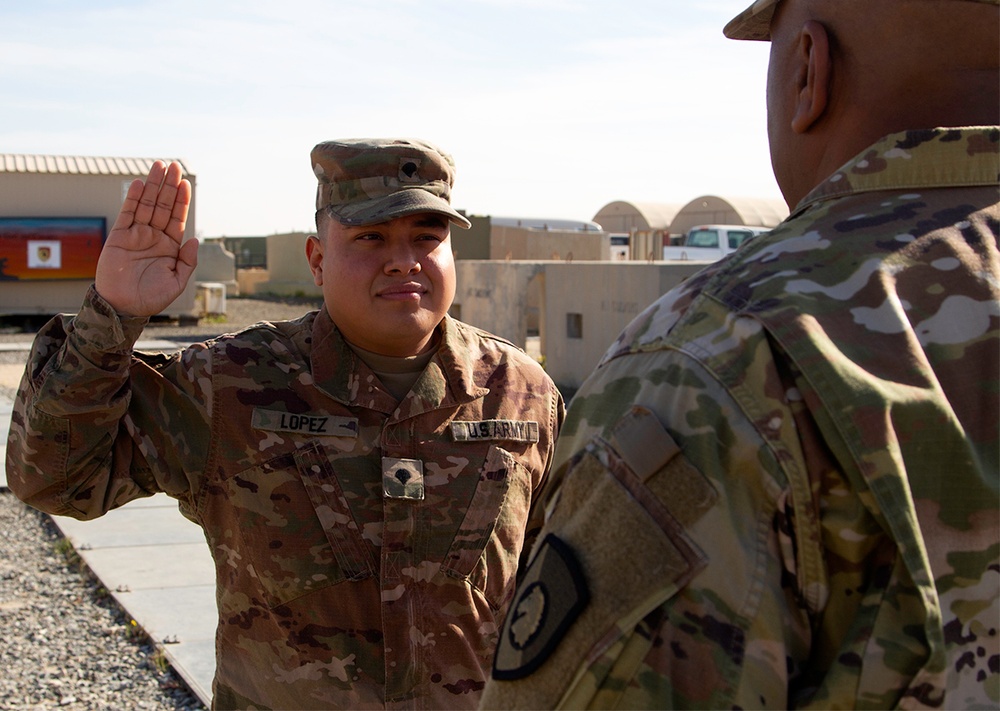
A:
[516,386,566,583]
[5,285,212,519]
[482,330,821,709]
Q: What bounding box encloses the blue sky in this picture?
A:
[1,1,780,237]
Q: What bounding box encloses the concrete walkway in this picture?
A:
[1,347,216,708]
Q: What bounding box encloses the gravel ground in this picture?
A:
[1,295,322,711]
[0,494,207,711]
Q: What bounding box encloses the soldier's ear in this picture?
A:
[790,20,831,134]
[305,234,324,286]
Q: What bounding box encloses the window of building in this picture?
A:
[567,313,583,339]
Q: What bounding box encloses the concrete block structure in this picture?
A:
[451,261,546,346]
[538,261,706,392]
[256,232,320,298]
[194,240,237,295]
[0,153,198,318]
[455,260,707,393]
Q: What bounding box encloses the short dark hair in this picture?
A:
[315,207,331,232]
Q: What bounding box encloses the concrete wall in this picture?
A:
[237,268,270,296]
[255,232,321,297]
[194,240,237,295]
[489,226,609,261]
[541,261,705,392]
[452,261,545,347]
[455,215,491,260]
[630,231,669,261]
[0,170,198,317]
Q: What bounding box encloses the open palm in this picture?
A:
[95,160,199,317]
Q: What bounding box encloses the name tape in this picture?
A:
[252,408,359,438]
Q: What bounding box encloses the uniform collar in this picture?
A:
[793,126,1000,218]
[309,309,488,415]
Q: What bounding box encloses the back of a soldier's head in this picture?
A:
[724,0,999,207]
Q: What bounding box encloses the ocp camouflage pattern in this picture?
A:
[480,127,1000,710]
[6,295,563,710]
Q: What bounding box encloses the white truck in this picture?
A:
[662,224,769,262]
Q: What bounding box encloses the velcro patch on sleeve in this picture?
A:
[252,408,358,438]
[492,534,589,681]
[451,420,539,443]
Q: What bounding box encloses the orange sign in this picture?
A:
[0,218,105,281]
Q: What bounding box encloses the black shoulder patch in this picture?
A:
[492,534,589,681]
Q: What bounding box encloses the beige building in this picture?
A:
[451,260,705,393]
[460,215,609,261]
[252,232,319,297]
[0,153,198,317]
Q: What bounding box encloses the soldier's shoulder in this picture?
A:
[204,311,317,355]
[451,317,520,353]
[449,318,552,379]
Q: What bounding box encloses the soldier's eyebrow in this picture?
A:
[413,215,448,229]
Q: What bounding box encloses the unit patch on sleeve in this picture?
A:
[492,534,589,681]
[451,420,539,443]
[252,408,358,437]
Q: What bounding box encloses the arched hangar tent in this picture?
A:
[591,201,682,234]
[671,195,789,236]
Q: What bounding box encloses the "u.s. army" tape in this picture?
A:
[451,420,539,443]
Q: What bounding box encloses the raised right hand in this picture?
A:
[95,160,199,317]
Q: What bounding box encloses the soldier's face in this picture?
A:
[307,212,456,357]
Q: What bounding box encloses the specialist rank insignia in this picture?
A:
[382,457,425,501]
[492,534,589,680]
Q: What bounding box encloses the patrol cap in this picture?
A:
[311,138,471,229]
[724,0,1000,40]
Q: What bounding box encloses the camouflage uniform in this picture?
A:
[481,127,1000,709]
[6,289,563,710]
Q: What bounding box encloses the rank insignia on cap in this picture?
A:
[492,534,589,680]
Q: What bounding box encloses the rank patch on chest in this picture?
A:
[382,457,425,500]
[252,408,358,437]
[451,420,539,443]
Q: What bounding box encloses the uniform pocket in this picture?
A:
[441,445,531,609]
[227,442,374,608]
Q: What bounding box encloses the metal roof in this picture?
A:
[0,153,194,176]
[490,216,604,232]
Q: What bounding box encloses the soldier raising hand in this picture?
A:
[95,160,198,317]
[6,139,563,710]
